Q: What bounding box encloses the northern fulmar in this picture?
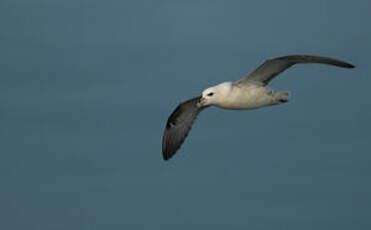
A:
[162,55,355,161]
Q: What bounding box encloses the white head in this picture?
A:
[198,82,233,107]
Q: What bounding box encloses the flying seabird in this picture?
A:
[162,55,355,161]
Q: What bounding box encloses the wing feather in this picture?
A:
[162,96,206,161]
[236,55,354,85]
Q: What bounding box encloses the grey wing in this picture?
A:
[162,96,206,161]
[236,55,355,86]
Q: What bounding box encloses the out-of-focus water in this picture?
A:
[1,1,370,229]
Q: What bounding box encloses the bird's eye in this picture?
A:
[207,92,214,96]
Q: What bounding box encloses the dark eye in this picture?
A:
[207,92,214,96]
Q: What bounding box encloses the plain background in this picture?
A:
[1,0,370,229]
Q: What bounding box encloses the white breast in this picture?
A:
[216,84,273,110]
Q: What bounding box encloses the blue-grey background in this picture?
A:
[1,0,370,229]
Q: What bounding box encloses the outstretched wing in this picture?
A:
[236,55,355,86]
[162,96,206,161]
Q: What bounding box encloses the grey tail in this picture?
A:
[274,91,290,103]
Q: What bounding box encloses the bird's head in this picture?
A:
[198,82,233,107]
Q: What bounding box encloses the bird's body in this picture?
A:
[201,81,289,110]
[162,55,355,161]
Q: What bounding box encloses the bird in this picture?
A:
[162,55,355,161]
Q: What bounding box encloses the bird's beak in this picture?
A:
[197,96,205,108]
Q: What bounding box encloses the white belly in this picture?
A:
[217,85,274,110]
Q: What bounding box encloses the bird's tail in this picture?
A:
[273,91,290,104]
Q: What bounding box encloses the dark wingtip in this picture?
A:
[341,62,355,68]
[162,148,171,161]
[333,60,355,69]
[162,140,171,161]
[162,138,180,161]
[162,124,179,161]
